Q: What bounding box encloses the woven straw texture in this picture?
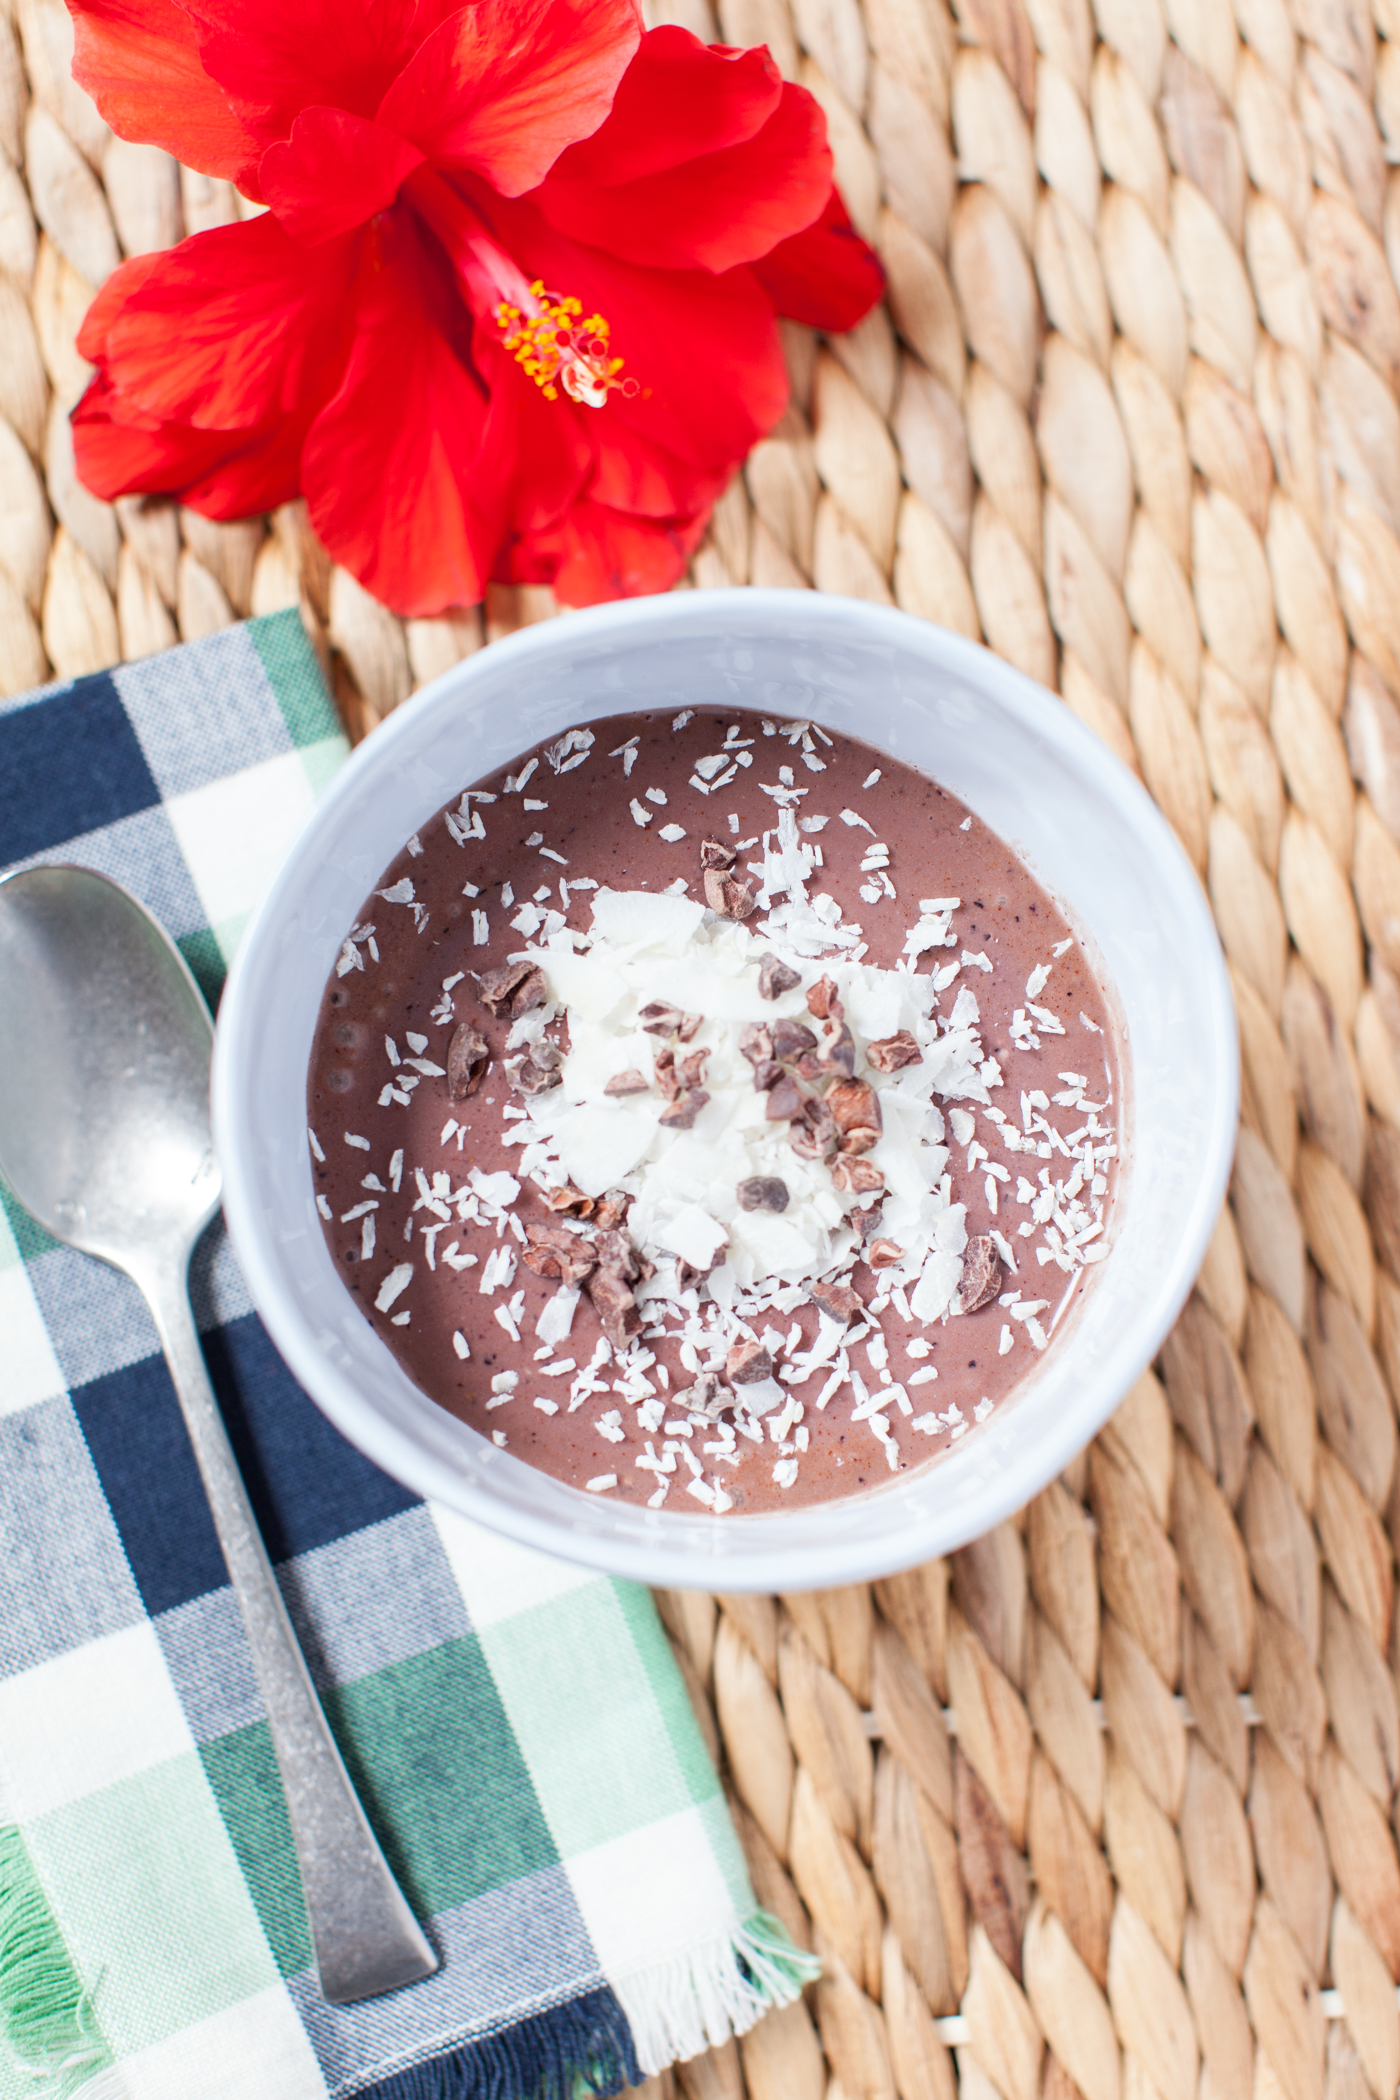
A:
[14,0,1400,2097]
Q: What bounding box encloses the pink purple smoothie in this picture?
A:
[308,707,1123,1515]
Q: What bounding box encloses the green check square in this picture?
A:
[249,609,343,752]
[697,1791,755,1917]
[0,1177,57,1264]
[0,1824,115,2091]
[478,1581,703,1858]
[612,1583,721,1808]
[298,734,346,801]
[25,1754,278,2057]
[322,1636,558,1917]
[200,1728,313,1981]
[0,1187,19,1274]
[176,927,225,1014]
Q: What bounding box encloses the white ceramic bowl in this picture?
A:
[214,589,1237,1592]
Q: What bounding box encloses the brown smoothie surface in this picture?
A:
[307,707,1123,1515]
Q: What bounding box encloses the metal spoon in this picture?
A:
[0,865,438,2005]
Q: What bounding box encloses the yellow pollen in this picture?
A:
[496,281,636,408]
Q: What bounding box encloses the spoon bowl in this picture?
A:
[0,864,219,1274]
[0,864,437,2005]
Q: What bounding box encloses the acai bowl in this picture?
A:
[212,590,1238,1592]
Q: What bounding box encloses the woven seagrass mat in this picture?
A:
[14,0,1400,2096]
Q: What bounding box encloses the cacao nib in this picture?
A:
[831,1156,884,1194]
[659,1087,709,1128]
[765,1075,802,1120]
[702,867,756,919]
[674,1372,734,1418]
[678,1046,710,1089]
[638,1000,691,1036]
[477,960,546,1019]
[808,1277,863,1322]
[726,1339,775,1383]
[738,1022,774,1066]
[867,1238,905,1268]
[828,1078,883,1136]
[587,1266,643,1350]
[522,1222,598,1286]
[771,1017,817,1062]
[856,1198,887,1243]
[592,1191,632,1232]
[737,1175,790,1212]
[543,1184,593,1216]
[677,1227,727,1286]
[446,1021,490,1101]
[788,1095,837,1159]
[817,1023,856,1079]
[654,1047,680,1099]
[505,1043,562,1095]
[958,1235,1003,1314]
[758,953,801,1000]
[603,1069,650,1096]
[595,1228,648,1282]
[867,1030,922,1073]
[806,975,842,1020]
[699,836,737,871]
[751,1059,784,1093]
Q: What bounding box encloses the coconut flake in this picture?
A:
[375,1263,413,1311]
[590,887,706,948]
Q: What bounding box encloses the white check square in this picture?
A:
[122,1985,328,2100]
[0,1262,68,1415]
[0,1621,194,1820]
[164,751,317,934]
[567,1804,737,1980]
[428,1501,596,1629]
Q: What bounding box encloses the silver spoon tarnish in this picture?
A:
[0,865,438,2005]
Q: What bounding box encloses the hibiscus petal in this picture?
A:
[470,337,596,539]
[80,213,357,431]
[76,250,165,364]
[473,192,789,513]
[260,108,423,244]
[541,78,830,274]
[300,218,498,617]
[375,0,639,197]
[70,0,261,186]
[71,372,306,515]
[748,185,885,330]
[508,498,708,606]
[547,27,780,186]
[183,0,450,138]
[585,422,728,521]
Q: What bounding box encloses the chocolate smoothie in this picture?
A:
[308,708,1123,1515]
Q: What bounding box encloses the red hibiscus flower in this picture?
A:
[67,0,882,615]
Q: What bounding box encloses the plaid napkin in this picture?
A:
[0,612,813,2100]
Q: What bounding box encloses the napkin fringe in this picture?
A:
[366,1983,642,2100]
[0,1824,112,2089]
[364,1912,817,2098]
[612,1908,822,2077]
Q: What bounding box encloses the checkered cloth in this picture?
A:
[0,612,812,2100]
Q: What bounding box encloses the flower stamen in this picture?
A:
[496,282,638,407]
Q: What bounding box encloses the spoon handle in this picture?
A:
[145,1263,439,2005]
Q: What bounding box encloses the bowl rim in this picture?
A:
[213,588,1239,1590]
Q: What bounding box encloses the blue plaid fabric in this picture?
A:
[0,614,807,2100]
